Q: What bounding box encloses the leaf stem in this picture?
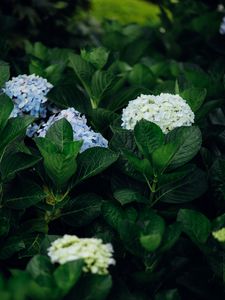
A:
[149,175,158,205]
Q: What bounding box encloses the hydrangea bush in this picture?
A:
[0,1,225,299]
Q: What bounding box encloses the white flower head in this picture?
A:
[48,234,115,275]
[121,93,194,133]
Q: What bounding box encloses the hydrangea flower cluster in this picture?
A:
[4,74,53,118]
[48,235,115,275]
[220,16,225,34]
[121,93,195,134]
[212,228,225,242]
[37,107,108,152]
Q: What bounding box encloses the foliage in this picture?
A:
[0,0,225,299]
[89,0,160,25]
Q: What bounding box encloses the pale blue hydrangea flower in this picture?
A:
[220,16,225,34]
[3,74,53,118]
[37,107,108,152]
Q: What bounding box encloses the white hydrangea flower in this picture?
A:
[212,228,225,242]
[48,235,115,275]
[121,93,194,133]
[37,107,108,152]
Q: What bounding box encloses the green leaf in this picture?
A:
[0,152,41,181]
[19,234,44,258]
[134,120,164,157]
[195,99,224,121]
[181,87,207,112]
[128,64,155,88]
[81,47,110,69]
[0,209,10,236]
[140,211,165,252]
[18,218,48,235]
[5,179,45,209]
[119,220,144,256]
[177,209,211,243]
[69,53,94,97]
[54,260,83,296]
[0,236,25,259]
[26,255,53,279]
[46,118,73,149]
[0,94,13,134]
[106,86,149,112]
[0,116,34,157]
[152,143,178,174]
[48,82,91,114]
[158,223,181,253]
[114,188,147,205]
[75,274,112,300]
[35,120,82,187]
[75,148,118,185]
[0,61,10,87]
[62,193,102,227]
[157,167,207,203]
[165,126,202,169]
[155,289,181,300]
[102,201,125,231]
[91,108,119,131]
[110,128,136,154]
[123,150,153,178]
[91,70,114,105]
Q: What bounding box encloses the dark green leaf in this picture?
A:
[134,120,164,157]
[0,61,10,87]
[177,209,211,244]
[54,260,83,295]
[75,148,118,185]
[5,180,45,209]
[0,94,13,134]
[0,152,41,181]
[62,193,102,227]
[140,211,165,252]
[166,126,202,169]
[114,188,148,205]
[181,87,207,112]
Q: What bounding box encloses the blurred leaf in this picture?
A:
[0,236,25,259]
[74,274,112,300]
[181,87,207,112]
[54,260,83,296]
[81,47,110,69]
[0,61,10,88]
[0,94,13,135]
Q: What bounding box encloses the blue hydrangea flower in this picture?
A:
[220,16,225,34]
[37,107,108,152]
[3,74,53,118]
